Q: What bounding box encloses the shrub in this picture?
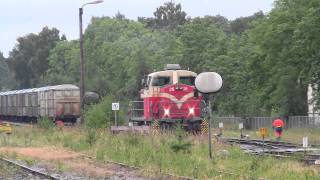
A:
[38,116,55,129]
[84,95,114,129]
[169,126,192,153]
[85,129,97,146]
[84,95,129,129]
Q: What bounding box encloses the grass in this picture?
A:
[0,125,319,179]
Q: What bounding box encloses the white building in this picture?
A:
[307,84,320,124]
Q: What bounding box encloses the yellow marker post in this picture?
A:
[259,127,268,154]
[259,127,268,139]
[0,123,12,134]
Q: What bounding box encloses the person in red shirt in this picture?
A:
[272,118,284,140]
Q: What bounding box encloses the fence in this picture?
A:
[212,116,320,130]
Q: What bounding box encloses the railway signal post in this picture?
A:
[303,137,308,157]
[239,123,244,138]
[195,72,223,159]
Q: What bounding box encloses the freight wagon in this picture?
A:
[0,84,80,123]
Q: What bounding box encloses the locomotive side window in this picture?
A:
[152,76,171,87]
[147,76,151,87]
[179,76,195,85]
[141,75,150,89]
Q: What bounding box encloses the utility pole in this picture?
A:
[79,7,84,124]
[78,0,104,124]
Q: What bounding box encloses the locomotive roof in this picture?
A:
[148,70,197,77]
[0,84,79,95]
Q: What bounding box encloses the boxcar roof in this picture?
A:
[0,84,79,95]
[36,84,79,92]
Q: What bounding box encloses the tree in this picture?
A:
[0,52,14,90]
[138,2,187,30]
[176,18,228,73]
[7,26,62,88]
[230,11,264,35]
[114,11,126,20]
[245,0,319,116]
[194,15,230,34]
[43,40,79,86]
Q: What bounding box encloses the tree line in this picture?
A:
[0,0,319,117]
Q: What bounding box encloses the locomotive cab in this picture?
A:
[130,64,203,131]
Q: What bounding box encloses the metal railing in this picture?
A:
[212,116,320,130]
[128,101,144,121]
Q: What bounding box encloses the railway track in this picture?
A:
[222,138,320,165]
[78,153,195,180]
[0,157,58,179]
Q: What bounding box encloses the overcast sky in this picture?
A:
[0,0,274,57]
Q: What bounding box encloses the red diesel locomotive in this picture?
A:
[129,64,204,131]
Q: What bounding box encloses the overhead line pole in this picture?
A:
[79,0,104,124]
[79,7,84,124]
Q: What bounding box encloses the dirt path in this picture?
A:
[0,147,147,179]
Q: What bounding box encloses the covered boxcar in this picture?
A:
[0,84,80,123]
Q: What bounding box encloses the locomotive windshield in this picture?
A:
[179,76,195,85]
[152,76,171,87]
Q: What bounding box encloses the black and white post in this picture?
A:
[112,102,120,126]
[195,72,223,159]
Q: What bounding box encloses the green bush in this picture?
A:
[85,129,97,146]
[84,95,129,128]
[38,116,55,129]
[84,96,114,129]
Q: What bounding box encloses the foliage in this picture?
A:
[169,127,192,153]
[7,27,63,88]
[0,52,14,90]
[37,116,55,129]
[43,40,79,85]
[245,0,320,116]
[85,129,97,146]
[138,2,187,30]
[84,96,114,129]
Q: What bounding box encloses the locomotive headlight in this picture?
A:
[164,108,170,116]
[189,107,194,116]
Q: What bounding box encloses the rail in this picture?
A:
[0,157,58,179]
[221,138,320,165]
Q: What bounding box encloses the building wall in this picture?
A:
[307,84,320,118]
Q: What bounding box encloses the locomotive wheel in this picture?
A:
[160,122,173,131]
[192,122,202,133]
